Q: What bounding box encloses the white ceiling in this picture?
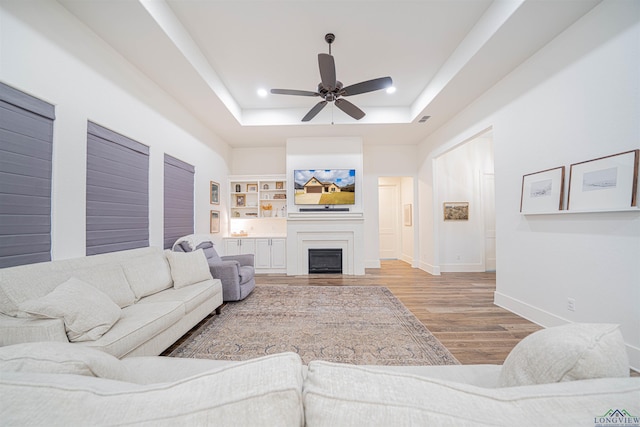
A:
[57,0,601,148]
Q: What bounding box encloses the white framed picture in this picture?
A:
[520,166,565,213]
[568,150,639,211]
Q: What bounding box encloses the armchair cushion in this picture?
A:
[196,242,221,262]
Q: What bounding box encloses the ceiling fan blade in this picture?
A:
[318,53,336,91]
[341,76,393,96]
[270,89,319,97]
[334,98,365,120]
[302,101,328,122]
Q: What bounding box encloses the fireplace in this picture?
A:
[308,249,343,274]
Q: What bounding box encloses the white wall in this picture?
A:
[417,0,640,368]
[436,136,494,272]
[230,147,286,175]
[0,0,231,258]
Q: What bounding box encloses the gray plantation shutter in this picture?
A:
[86,122,149,255]
[0,83,55,268]
[164,154,194,249]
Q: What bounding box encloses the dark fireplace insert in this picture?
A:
[308,248,342,274]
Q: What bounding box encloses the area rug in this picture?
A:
[168,285,459,365]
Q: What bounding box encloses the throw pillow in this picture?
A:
[0,342,131,381]
[165,249,212,289]
[18,277,121,342]
[498,323,629,387]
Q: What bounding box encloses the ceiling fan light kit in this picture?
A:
[270,33,393,122]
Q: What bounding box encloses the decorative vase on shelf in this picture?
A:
[235,184,241,192]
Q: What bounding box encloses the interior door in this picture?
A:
[378,184,399,259]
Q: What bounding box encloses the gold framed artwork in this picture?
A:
[209,210,220,233]
[235,194,246,207]
[209,181,220,205]
[275,181,284,190]
[443,202,469,221]
[246,183,258,192]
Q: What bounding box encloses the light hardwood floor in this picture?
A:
[256,260,542,365]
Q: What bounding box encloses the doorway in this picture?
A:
[378,177,414,264]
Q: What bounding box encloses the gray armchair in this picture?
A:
[173,239,255,302]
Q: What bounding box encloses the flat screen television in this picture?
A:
[294,169,356,205]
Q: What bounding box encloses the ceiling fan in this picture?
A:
[270,33,393,122]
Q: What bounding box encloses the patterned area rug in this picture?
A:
[168,285,459,365]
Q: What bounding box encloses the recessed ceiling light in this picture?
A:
[386,86,396,94]
[257,88,268,97]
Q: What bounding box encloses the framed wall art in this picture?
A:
[403,204,412,226]
[235,194,246,207]
[246,183,258,192]
[568,150,639,211]
[520,166,565,213]
[443,202,469,221]
[209,210,220,233]
[209,181,220,205]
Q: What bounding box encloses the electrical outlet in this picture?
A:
[567,298,576,312]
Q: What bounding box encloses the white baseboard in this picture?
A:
[440,262,484,273]
[494,291,640,372]
[364,259,381,269]
[419,261,440,276]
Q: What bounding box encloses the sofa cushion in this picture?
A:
[139,280,219,314]
[18,278,121,342]
[0,342,131,381]
[498,323,629,387]
[303,360,640,427]
[122,253,173,301]
[78,301,183,358]
[1,352,305,427]
[165,249,212,289]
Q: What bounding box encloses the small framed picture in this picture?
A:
[275,181,284,190]
[403,204,412,226]
[443,202,469,221]
[235,194,245,207]
[520,167,565,213]
[209,181,220,205]
[568,150,639,211]
[246,183,258,192]
[209,210,220,233]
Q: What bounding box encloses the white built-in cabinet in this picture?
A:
[223,238,256,256]
[223,237,286,273]
[255,238,286,271]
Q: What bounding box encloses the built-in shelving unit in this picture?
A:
[229,175,287,219]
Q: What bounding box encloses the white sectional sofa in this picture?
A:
[0,247,223,358]
[0,323,638,426]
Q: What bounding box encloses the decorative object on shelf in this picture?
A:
[276,181,284,190]
[235,184,241,192]
[273,193,286,199]
[210,181,220,205]
[246,212,258,217]
[247,183,258,192]
[263,194,270,199]
[263,183,269,190]
[443,202,469,221]
[235,194,246,207]
[231,231,248,237]
[568,150,639,211]
[233,211,240,217]
[403,204,412,226]
[261,203,273,217]
[209,210,220,233]
[520,166,565,213]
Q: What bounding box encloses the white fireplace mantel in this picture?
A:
[286,213,365,275]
